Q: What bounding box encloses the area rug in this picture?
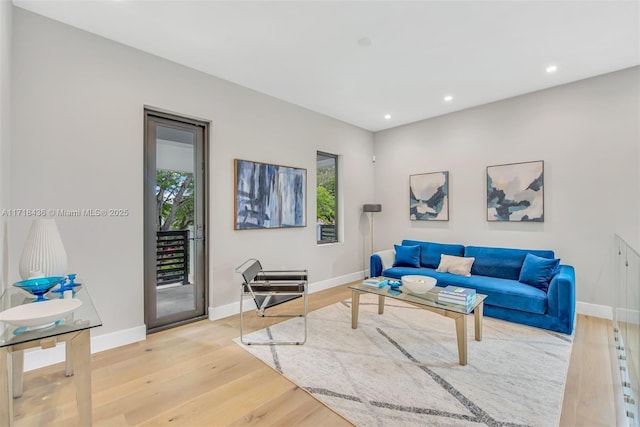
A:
[234,294,573,427]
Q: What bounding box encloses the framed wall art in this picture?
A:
[410,171,449,221]
[487,160,544,222]
[234,159,307,229]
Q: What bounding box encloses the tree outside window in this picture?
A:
[156,170,194,231]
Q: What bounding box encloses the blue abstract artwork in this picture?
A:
[234,159,306,229]
[487,160,544,222]
[410,171,449,221]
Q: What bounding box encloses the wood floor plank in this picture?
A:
[559,315,620,426]
[12,284,620,426]
[227,386,351,427]
[139,367,297,426]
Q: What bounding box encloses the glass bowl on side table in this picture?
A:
[12,276,64,302]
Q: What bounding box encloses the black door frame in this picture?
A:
[144,106,210,333]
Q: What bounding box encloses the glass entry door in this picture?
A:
[144,110,208,332]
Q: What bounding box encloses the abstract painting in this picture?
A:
[410,171,449,221]
[487,160,544,222]
[234,159,306,229]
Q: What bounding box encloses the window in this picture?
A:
[317,151,338,244]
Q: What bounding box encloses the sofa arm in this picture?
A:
[370,249,395,277]
[546,265,576,333]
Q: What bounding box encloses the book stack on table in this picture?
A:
[437,286,476,309]
[363,278,389,288]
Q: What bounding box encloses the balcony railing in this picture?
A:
[614,234,640,426]
[317,224,336,243]
[156,230,189,286]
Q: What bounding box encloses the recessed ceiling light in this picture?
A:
[443,95,454,102]
[546,65,558,74]
[357,37,372,47]
[384,114,391,120]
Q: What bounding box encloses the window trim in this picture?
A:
[316,151,338,244]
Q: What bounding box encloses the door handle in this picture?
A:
[195,224,205,241]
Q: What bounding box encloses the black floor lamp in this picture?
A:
[363,204,382,277]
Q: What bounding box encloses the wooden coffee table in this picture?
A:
[349,278,486,365]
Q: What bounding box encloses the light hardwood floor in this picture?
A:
[13,284,622,426]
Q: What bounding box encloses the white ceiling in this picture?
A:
[13,0,640,132]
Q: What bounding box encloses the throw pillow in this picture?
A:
[518,253,561,291]
[436,254,475,277]
[393,244,421,268]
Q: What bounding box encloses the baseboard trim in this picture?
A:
[208,270,364,321]
[614,307,640,324]
[310,270,364,293]
[576,301,613,320]
[91,325,147,353]
[24,325,146,372]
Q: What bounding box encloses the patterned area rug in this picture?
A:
[235,294,573,426]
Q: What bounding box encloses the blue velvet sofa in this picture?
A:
[370,239,575,334]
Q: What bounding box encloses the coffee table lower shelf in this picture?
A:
[350,287,484,366]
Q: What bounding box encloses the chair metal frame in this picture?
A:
[235,258,308,345]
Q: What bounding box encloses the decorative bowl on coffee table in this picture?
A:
[13,276,64,302]
[401,275,437,294]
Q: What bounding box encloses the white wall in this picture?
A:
[0,0,12,291]
[10,9,374,341]
[373,67,640,308]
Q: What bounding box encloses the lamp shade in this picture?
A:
[363,204,382,213]
[18,218,68,280]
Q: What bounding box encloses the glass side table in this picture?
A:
[0,284,102,426]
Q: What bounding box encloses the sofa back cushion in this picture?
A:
[402,240,465,269]
[464,246,555,280]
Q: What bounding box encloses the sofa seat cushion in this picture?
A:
[383,266,437,280]
[438,274,548,315]
[382,267,548,315]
